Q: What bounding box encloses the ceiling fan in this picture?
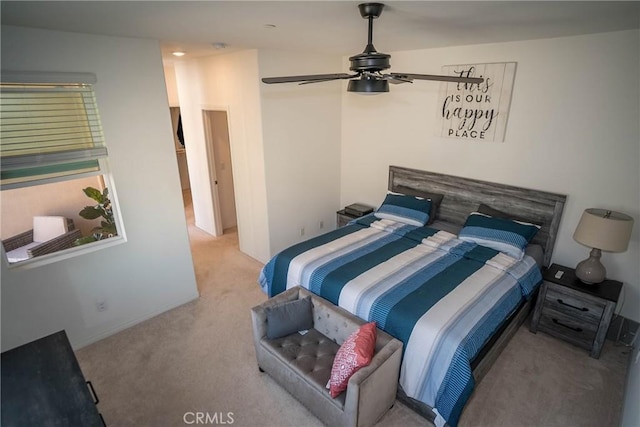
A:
[261,2,484,93]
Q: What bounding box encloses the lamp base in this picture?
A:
[575,248,605,284]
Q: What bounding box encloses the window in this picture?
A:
[0,71,124,267]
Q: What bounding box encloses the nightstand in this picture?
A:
[336,203,374,227]
[336,209,358,227]
[530,263,622,359]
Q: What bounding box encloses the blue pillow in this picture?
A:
[458,212,540,259]
[374,193,431,227]
[265,296,313,339]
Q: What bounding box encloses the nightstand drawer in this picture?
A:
[543,284,606,326]
[538,307,598,350]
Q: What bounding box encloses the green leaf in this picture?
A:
[83,187,104,203]
[79,206,102,220]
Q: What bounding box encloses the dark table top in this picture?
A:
[544,263,623,303]
[1,330,103,427]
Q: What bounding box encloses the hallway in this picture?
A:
[181,190,253,296]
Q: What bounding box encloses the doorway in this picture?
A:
[202,109,237,234]
[169,107,191,191]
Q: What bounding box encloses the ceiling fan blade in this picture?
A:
[299,77,350,85]
[390,73,484,84]
[262,73,356,84]
[385,74,413,84]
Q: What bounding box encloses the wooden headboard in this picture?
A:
[388,166,567,267]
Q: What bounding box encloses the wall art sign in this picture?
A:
[436,62,516,142]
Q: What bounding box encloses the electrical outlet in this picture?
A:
[300,227,305,236]
[96,300,108,312]
[619,318,639,346]
[319,220,324,229]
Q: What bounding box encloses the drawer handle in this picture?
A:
[552,318,583,332]
[557,299,588,312]
[86,380,99,405]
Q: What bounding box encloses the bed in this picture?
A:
[259,166,566,427]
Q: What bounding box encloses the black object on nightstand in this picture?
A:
[336,203,374,227]
[530,263,622,359]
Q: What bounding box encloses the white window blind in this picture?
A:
[0,72,107,188]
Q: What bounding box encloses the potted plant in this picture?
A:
[74,187,117,245]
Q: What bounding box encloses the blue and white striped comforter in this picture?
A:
[259,215,542,427]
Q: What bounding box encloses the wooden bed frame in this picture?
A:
[388,166,567,422]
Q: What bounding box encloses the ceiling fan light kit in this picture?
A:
[348,77,389,93]
[261,2,483,93]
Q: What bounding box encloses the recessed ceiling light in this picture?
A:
[172,51,186,57]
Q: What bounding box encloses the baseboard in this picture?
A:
[73,290,200,350]
[608,315,639,346]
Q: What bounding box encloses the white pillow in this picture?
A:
[33,216,68,242]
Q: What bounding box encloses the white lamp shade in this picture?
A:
[573,208,634,252]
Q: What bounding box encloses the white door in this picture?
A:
[203,110,237,234]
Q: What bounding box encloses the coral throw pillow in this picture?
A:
[328,322,377,398]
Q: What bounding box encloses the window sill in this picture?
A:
[4,235,126,271]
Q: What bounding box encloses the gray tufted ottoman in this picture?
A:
[251,287,403,427]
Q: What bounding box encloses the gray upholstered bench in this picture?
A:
[251,287,403,427]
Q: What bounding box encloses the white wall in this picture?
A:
[341,30,640,322]
[622,346,640,426]
[174,50,271,262]
[174,49,342,262]
[0,26,199,350]
[258,50,343,254]
[621,41,640,427]
[173,60,215,235]
[163,63,180,107]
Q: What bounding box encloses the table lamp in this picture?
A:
[573,208,634,284]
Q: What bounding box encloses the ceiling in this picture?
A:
[2,1,639,64]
